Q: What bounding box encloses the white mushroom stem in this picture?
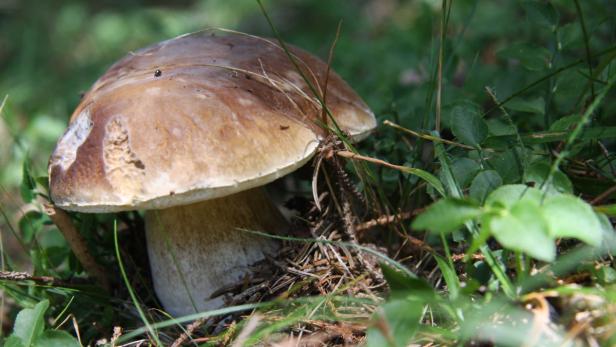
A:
[144,187,285,316]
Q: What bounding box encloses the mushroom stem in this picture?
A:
[144,187,285,316]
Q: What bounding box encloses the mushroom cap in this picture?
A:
[48,32,376,212]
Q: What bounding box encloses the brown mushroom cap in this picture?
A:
[49,32,376,212]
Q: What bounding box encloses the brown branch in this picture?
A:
[384,120,476,150]
[0,270,59,284]
[591,184,616,205]
[355,210,419,233]
[336,150,413,173]
[43,202,111,292]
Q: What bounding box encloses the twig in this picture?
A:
[451,253,484,262]
[355,210,419,233]
[43,202,111,291]
[0,270,59,284]
[591,185,616,205]
[384,120,476,150]
[336,150,406,171]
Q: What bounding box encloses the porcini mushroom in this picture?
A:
[48,32,376,316]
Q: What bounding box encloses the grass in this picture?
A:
[1,0,616,346]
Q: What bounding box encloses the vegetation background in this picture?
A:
[0,0,615,346]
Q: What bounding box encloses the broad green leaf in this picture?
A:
[379,262,433,298]
[558,22,582,49]
[366,298,422,347]
[549,114,580,132]
[498,43,551,71]
[521,1,559,31]
[488,201,555,261]
[470,170,502,203]
[485,184,542,209]
[12,300,49,347]
[450,157,480,188]
[505,96,545,115]
[34,331,81,347]
[450,104,488,146]
[543,195,603,246]
[486,148,524,183]
[412,198,482,234]
[486,118,517,136]
[523,161,573,194]
[4,336,25,347]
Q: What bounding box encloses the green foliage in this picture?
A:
[469,170,502,203]
[413,184,605,262]
[450,103,488,147]
[366,298,422,347]
[412,199,482,234]
[1,0,615,345]
[4,300,80,347]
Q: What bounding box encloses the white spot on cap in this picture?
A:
[50,109,93,171]
[237,98,253,106]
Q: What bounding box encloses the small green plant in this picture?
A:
[413,184,604,262]
[3,300,80,347]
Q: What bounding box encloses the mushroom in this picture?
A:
[48,32,376,316]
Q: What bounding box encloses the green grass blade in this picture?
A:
[113,220,161,346]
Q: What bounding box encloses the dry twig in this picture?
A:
[43,202,111,291]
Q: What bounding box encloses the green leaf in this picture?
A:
[366,298,422,347]
[523,161,573,194]
[485,184,542,209]
[398,166,445,197]
[470,170,502,203]
[33,331,81,347]
[486,148,524,183]
[412,198,482,234]
[521,1,559,31]
[543,195,603,246]
[450,103,488,146]
[4,335,25,347]
[549,114,580,132]
[558,22,582,49]
[498,43,551,71]
[18,211,45,244]
[594,266,616,285]
[450,157,480,188]
[505,96,545,115]
[12,300,49,347]
[434,254,460,299]
[380,262,433,298]
[488,201,555,261]
[20,160,36,203]
[35,176,50,192]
